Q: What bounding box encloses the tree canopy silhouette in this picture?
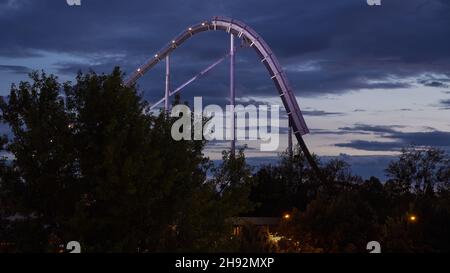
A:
[0,68,252,252]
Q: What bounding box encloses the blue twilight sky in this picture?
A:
[0,0,449,179]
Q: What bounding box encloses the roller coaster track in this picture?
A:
[124,16,324,181]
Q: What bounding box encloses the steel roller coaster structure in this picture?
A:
[124,16,323,180]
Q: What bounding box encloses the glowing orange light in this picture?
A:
[409,215,417,222]
[283,213,291,220]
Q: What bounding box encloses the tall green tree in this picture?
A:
[0,68,252,252]
[250,145,320,216]
[386,146,449,193]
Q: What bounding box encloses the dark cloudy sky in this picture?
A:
[0,0,449,178]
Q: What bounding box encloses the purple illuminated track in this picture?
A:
[125,16,323,179]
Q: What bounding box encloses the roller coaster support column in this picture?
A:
[165,55,170,111]
[230,33,236,157]
[288,118,293,159]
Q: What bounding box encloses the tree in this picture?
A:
[280,191,378,253]
[0,68,252,252]
[211,149,254,218]
[386,146,448,193]
[0,71,78,252]
[249,165,288,217]
[381,146,450,252]
[249,145,320,216]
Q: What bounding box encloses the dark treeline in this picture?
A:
[0,68,449,253]
[251,146,450,252]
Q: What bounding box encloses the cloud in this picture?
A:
[1,0,450,100]
[334,124,450,152]
[310,128,370,135]
[302,110,344,116]
[0,65,31,74]
[0,0,29,14]
[389,131,450,147]
[338,124,405,135]
[417,74,450,88]
[336,140,404,152]
[421,81,449,88]
[440,99,450,109]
